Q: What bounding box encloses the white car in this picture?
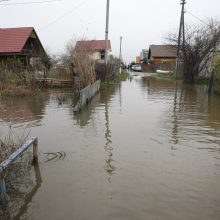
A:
[133,64,142,72]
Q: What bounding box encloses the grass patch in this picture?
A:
[195,77,211,85]
[0,84,35,97]
[0,71,38,97]
[101,71,128,88]
[47,68,73,80]
[150,73,175,81]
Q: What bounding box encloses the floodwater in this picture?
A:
[0,73,220,220]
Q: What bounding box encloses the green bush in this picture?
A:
[213,55,220,94]
[5,71,35,86]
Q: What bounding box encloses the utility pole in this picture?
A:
[119,36,123,60]
[105,0,110,65]
[175,0,186,79]
[119,36,123,74]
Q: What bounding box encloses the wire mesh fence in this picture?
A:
[0,131,40,219]
[0,148,32,218]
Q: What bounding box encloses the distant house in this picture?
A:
[140,49,149,63]
[136,56,141,64]
[0,27,46,69]
[74,40,111,62]
[148,45,177,71]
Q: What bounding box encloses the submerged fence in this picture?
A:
[0,137,40,219]
[0,137,38,173]
[74,80,101,112]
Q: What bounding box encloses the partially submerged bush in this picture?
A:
[95,57,120,81]
[0,71,36,97]
[4,71,35,86]
[0,84,34,97]
[213,54,220,94]
[0,128,29,163]
[73,41,96,89]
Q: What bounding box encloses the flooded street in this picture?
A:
[1,75,220,220]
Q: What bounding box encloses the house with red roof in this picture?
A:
[74,40,111,62]
[0,27,46,69]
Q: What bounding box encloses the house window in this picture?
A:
[101,54,105,60]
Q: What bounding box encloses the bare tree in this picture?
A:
[41,54,52,78]
[72,41,96,89]
[58,39,75,76]
[167,20,220,83]
[57,38,96,89]
[212,54,220,93]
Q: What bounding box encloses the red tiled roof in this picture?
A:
[149,45,177,58]
[75,40,111,51]
[0,27,34,53]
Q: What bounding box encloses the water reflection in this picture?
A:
[73,93,101,127]
[177,84,220,145]
[142,76,220,151]
[171,81,179,145]
[14,162,42,219]
[0,92,49,128]
[49,89,73,107]
[103,93,115,181]
[0,159,42,219]
[100,86,120,180]
[72,85,119,181]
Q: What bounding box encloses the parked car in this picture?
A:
[133,64,142,72]
[130,64,136,71]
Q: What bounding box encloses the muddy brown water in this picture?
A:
[0,75,220,220]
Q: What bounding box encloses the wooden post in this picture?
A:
[175,0,186,79]
[0,172,9,215]
[33,139,38,164]
[0,172,6,196]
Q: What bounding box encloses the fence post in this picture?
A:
[33,139,38,164]
[0,172,6,195]
[0,172,8,209]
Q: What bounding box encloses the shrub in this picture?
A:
[213,54,220,94]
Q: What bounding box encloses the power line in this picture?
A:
[0,0,63,5]
[38,0,89,32]
[185,10,210,26]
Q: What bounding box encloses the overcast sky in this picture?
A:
[0,0,220,62]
